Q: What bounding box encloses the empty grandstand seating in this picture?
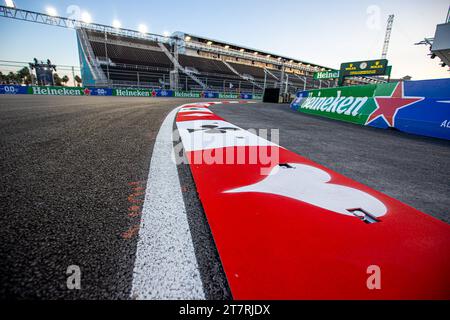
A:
[82,28,330,93]
[228,62,266,79]
[90,42,172,69]
[179,55,235,77]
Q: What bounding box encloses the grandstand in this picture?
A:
[77,29,381,95]
[0,4,387,95]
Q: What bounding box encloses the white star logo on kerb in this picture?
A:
[225,163,387,221]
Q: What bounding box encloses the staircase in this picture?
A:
[158,42,208,90]
[222,60,263,90]
[77,29,108,84]
[264,68,280,81]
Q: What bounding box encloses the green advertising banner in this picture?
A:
[14,85,262,100]
[29,86,86,96]
[314,70,340,80]
[218,93,239,99]
[292,79,450,140]
[113,88,153,97]
[340,59,388,77]
[173,91,202,98]
[293,85,378,125]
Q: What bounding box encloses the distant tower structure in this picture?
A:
[381,15,395,59]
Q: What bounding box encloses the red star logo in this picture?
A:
[366,82,424,127]
[151,90,157,97]
[83,88,91,96]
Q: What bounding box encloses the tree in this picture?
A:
[74,75,82,87]
[0,71,4,84]
[7,72,18,84]
[17,67,31,85]
[62,75,70,86]
[53,73,62,86]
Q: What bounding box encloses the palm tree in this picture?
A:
[74,75,82,87]
[62,75,70,86]
[53,73,62,86]
[7,72,17,84]
[17,67,31,85]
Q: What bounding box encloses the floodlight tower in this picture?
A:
[381,14,395,59]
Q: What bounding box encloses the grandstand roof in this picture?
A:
[173,31,333,72]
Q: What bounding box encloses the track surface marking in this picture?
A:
[131,104,204,300]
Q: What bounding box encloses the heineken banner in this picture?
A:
[29,86,85,96]
[114,88,174,97]
[0,85,262,100]
[314,70,340,80]
[291,78,450,140]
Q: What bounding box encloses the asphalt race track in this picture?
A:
[0,96,208,299]
[0,95,449,299]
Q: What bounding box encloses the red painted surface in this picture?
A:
[176,112,224,123]
[176,103,450,299]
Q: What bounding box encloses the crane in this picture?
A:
[381,15,395,59]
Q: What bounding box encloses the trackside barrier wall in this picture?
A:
[0,85,263,100]
[291,78,450,140]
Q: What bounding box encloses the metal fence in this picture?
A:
[0,60,82,87]
[96,65,335,95]
[0,59,335,95]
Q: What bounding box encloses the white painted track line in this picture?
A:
[131,105,204,300]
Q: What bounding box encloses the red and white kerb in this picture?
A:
[176,102,450,300]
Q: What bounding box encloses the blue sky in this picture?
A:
[0,0,449,79]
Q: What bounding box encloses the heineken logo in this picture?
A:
[32,86,83,96]
[299,91,368,117]
[174,91,201,98]
[292,81,430,130]
[314,70,340,80]
[115,89,150,97]
[219,93,238,99]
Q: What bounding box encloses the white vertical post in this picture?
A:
[104,30,110,85]
[263,69,267,91]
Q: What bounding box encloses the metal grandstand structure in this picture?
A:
[0,4,384,95]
